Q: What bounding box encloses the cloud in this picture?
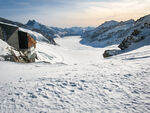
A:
[0,0,150,27]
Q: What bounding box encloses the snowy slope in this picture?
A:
[0,39,20,61]
[0,36,150,113]
[0,39,12,56]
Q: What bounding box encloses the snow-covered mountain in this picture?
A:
[26,20,94,37]
[103,14,150,57]
[81,19,135,47]
[119,14,150,50]
[27,20,57,38]
[81,14,150,49]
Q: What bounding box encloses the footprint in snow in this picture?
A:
[46,83,54,87]
[69,82,77,87]
[62,82,67,86]
[42,95,49,99]
[80,80,86,83]
[124,74,132,77]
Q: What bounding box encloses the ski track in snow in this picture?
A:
[0,36,150,113]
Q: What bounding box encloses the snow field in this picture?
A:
[0,36,150,113]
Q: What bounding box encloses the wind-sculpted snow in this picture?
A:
[0,36,150,113]
[0,60,150,112]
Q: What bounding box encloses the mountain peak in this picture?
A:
[27,19,41,29]
[100,20,119,28]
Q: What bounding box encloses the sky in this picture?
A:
[0,0,150,27]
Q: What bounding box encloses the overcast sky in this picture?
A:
[0,0,150,27]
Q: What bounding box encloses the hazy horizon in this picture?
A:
[0,0,150,27]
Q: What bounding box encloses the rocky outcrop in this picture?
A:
[118,35,144,50]
[4,48,37,63]
[0,39,37,63]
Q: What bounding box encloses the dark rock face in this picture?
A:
[118,32,145,50]
[118,16,150,50]
[118,36,133,50]
[131,29,140,36]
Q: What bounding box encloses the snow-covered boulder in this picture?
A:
[103,49,120,58]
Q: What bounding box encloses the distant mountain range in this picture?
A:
[1,14,150,51]
[26,20,95,38]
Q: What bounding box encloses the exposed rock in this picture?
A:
[3,48,37,63]
[131,29,140,36]
[118,34,144,50]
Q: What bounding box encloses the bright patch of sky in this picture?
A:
[0,0,150,27]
